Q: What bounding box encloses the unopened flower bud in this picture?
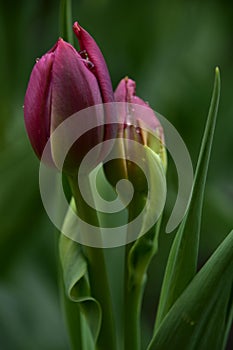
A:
[104,77,166,193]
[24,22,114,173]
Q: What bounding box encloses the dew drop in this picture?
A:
[126,112,135,126]
[86,60,94,69]
[79,50,88,59]
[81,58,94,69]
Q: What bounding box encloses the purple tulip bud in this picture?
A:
[104,77,166,192]
[114,77,167,168]
[24,23,114,172]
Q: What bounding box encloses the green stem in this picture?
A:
[124,195,145,350]
[124,244,144,350]
[124,195,162,350]
[60,0,73,44]
[68,174,116,350]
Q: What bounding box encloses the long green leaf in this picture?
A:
[147,229,233,350]
[222,288,233,350]
[59,200,101,350]
[155,67,221,328]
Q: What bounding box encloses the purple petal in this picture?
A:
[51,38,102,129]
[114,77,161,130]
[114,77,136,103]
[24,52,54,159]
[73,22,114,104]
[50,39,104,171]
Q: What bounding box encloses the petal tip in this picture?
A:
[73,21,81,36]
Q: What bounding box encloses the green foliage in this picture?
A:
[127,147,166,289]
[59,200,101,349]
[155,68,221,328]
[147,229,233,350]
[144,68,233,349]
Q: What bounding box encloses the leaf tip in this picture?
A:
[215,66,220,75]
[215,66,221,86]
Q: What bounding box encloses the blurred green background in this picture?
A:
[0,0,232,349]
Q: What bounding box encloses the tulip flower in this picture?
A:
[115,77,166,165]
[104,77,166,192]
[24,22,114,172]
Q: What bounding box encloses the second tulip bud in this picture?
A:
[104,77,166,195]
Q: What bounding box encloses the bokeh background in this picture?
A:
[0,0,232,349]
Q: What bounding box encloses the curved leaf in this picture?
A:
[147,229,233,350]
[59,199,101,349]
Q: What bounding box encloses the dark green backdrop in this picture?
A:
[0,0,232,349]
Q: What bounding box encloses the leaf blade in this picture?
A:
[148,229,233,350]
[59,200,101,349]
[155,68,221,328]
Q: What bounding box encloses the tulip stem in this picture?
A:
[124,248,144,350]
[60,0,73,44]
[68,174,116,350]
[124,196,145,350]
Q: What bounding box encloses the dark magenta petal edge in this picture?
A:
[73,21,114,104]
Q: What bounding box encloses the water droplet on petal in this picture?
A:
[81,58,94,70]
[79,49,88,59]
[86,60,94,69]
